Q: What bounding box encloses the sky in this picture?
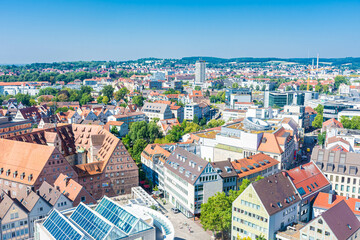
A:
[1,0,359,64]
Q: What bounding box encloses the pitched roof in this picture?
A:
[258,132,283,154]
[0,139,56,185]
[285,162,330,198]
[321,200,360,240]
[231,153,279,179]
[54,173,92,202]
[165,147,208,185]
[211,160,238,178]
[38,181,64,206]
[314,192,360,217]
[0,192,15,219]
[252,172,301,216]
[323,118,343,129]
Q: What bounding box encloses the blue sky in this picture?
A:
[1,0,359,63]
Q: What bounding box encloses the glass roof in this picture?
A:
[70,204,113,240]
[95,197,143,234]
[43,210,83,240]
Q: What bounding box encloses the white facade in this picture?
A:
[195,61,206,84]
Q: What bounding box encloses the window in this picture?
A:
[310,226,315,231]
[81,196,86,202]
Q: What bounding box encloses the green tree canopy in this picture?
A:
[132,95,145,107]
[102,85,114,99]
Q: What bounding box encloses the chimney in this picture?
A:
[228,157,231,162]
[328,191,334,204]
[300,165,304,170]
[26,187,31,196]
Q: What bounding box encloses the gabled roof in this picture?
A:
[0,139,56,185]
[314,192,360,217]
[38,181,64,206]
[286,162,330,198]
[321,200,360,240]
[0,191,16,219]
[258,132,283,154]
[165,147,209,185]
[231,153,279,179]
[252,172,301,216]
[323,118,343,129]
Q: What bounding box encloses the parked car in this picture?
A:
[171,207,179,214]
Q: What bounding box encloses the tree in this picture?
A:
[285,86,292,91]
[207,119,225,128]
[261,85,266,91]
[57,93,69,102]
[193,115,199,124]
[29,99,37,106]
[315,84,323,92]
[317,132,326,145]
[132,95,145,107]
[255,85,260,91]
[323,84,329,93]
[97,96,103,103]
[15,93,31,106]
[199,117,207,126]
[308,85,313,91]
[314,104,324,115]
[334,75,349,89]
[232,83,239,89]
[340,116,352,129]
[102,85,114,99]
[194,86,201,91]
[130,139,148,164]
[300,84,307,91]
[205,89,211,97]
[200,192,232,238]
[114,87,129,101]
[102,96,109,105]
[110,126,119,137]
[80,93,93,105]
[312,113,323,129]
[201,176,263,238]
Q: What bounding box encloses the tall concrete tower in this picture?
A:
[316,53,319,70]
[195,60,206,84]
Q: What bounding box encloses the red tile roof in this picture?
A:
[314,192,360,217]
[285,162,330,198]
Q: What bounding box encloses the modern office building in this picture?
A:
[225,88,252,107]
[264,91,305,108]
[323,103,348,120]
[195,60,206,84]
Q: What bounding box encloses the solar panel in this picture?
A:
[43,210,83,240]
[70,204,112,240]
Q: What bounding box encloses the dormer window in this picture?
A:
[13,171,18,178]
[28,174,33,182]
[20,172,25,180]
[6,169,10,176]
[0,168,3,174]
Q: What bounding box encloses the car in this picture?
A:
[171,207,180,214]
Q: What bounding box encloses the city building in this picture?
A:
[0,116,32,138]
[210,160,238,194]
[231,172,301,240]
[222,109,246,122]
[231,153,279,188]
[142,102,173,122]
[285,162,331,222]
[323,103,348,120]
[313,192,360,220]
[195,60,206,84]
[164,147,222,217]
[157,118,180,135]
[104,121,129,137]
[34,196,156,240]
[107,112,146,126]
[264,91,317,108]
[6,124,139,200]
[311,147,360,199]
[300,200,360,240]
[184,103,202,121]
[338,109,360,120]
[225,88,252,108]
